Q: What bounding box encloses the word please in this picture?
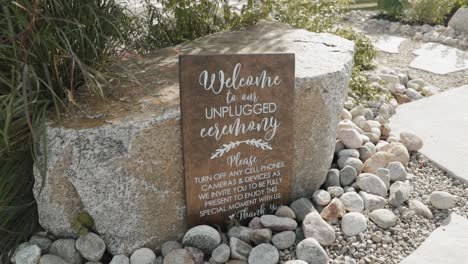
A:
[199,63,282,94]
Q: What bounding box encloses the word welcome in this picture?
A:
[199,63,282,94]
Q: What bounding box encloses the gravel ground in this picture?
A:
[367,38,468,91]
[278,153,468,264]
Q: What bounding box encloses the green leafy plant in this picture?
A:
[72,211,95,235]
[401,0,457,24]
[349,68,380,102]
[459,0,468,7]
[0,0,132,261]
[332,28,377,71]
[378,0,405,18]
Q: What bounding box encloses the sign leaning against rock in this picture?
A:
[179,54,295,226]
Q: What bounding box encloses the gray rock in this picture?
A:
[250,228,272,245]
[248,217,264,229]
[386,162,407,182]
[161,241,182,257]
[359,191,386,212]
[182,225,221,254]
[338,149,360,158]
[39,255,69,264]
[260,215,297,232]
[344,158,364,173]
[337,129,363,149]
[76,232,106,262]
[30,235,52,252]
[378,74,400,85]
[50,239,83,264]
[358,146,372,162]
[210,244,231,263]
[210,244,230,263]
[340,192,364,212]
[406,88,423,100]
[275,206,296,219]
[302,212,335,246]
[429,191,456,209]
[375,168,390,188]
[14,244,41,264]
[272,231,296,250]
[320,198,346,221]
[369,209,397,229]
[327,186,344,198]
[341,109,352,120]
[284,261,308,264]
[33,20,354,255]
[227,226,253,243]
[389,181,412,207]
[109,255,130,264]
[163,249,194,264]
[340,166,357,186]
[290,198,317,222]
[229,237,251,261]
[296,238,329,264]
[184,246,203,264]
[448,8,468,35]
[323,169,340,189]
[248,244,279,264]
[400,132,423,151]
[349,106,365,118]
[356,173,387,197]
[130,248,156,264]
[11,242,32,264]
[341,212,367,236]
[313,190,331,206]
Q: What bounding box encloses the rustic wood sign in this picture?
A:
[180,54,295,226]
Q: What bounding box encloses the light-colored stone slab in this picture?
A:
[389,86,468,183]
[410,42,468,74]
[372,35,407,54]
[400,213,468,264]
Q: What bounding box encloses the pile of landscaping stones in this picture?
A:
[364,67,433,104]
[343,10,468,50]
[12,87,460,264]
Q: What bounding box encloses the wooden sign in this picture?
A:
[179,54,295,226]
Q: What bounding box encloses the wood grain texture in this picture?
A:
[180,54,295,226]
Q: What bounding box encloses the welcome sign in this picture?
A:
[180,54,295,226]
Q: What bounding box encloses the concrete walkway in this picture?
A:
[400,213,468,264]
[389,85,468,184]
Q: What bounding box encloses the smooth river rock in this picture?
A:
[32,21,354,254]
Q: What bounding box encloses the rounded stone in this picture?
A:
[362,152,391,174]
[296,238,329,264]
[344,158,364,173]
[340,192,364,212]
[313,190,331,206]
[109,255,130,264]
[29,235,52,252]
[76,232,106,261]
[337,129,363,149]
[50,239,83,264]
[229,237,252,261]
[387,144,410,165]
[327,186,344,198]
[182,225,221,254]
[163,249,194,264]
[211,244,230,263]
[386,161,407,182]
[130,248,156,264]
[260,215,297,232]
[248,244,279,264]
[324,169,340,188]
[14,244,41,264]
[369,209,397,229]
[341,212,367,236]
[302,212,335,246]
[161,241,182,257]
[409,200,433,219]
[429,191,456,209]
[272,231,296,250]
[39,255,70,264]
[340,165,357,186]
[356,173,388,197]
[400,132,423,151]
[275,205,296,219]
[284,261,308,264]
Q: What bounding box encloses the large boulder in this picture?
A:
[448,8,468,35]
[33,21,354,255]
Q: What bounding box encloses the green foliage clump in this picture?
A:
[378,0,404,18]
[349,68,380,102]
[401,0,458,25]
[459,0,468,7]
[0,0,131,261]
[72,212,95,235]
[332,28,377,71]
